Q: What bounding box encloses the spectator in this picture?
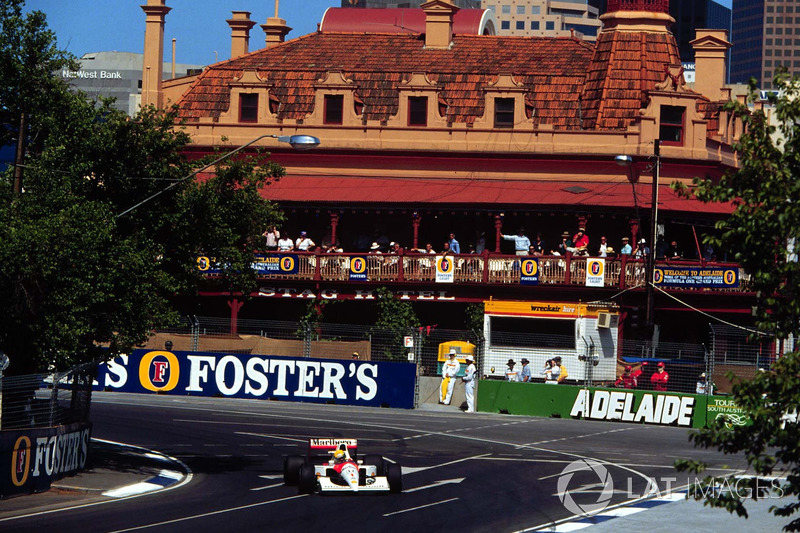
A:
[702,242,714,261]
[502,227,532,256]
[552,231,572,256]
[352,351,360,360]
[615,365,642,389]
[441,241,452,255]
[553,356,568,383]
[519,358,532,382]
[666,240,683,259]
[449,233,461,254]
[476,232,486,254]
[440,349,461,405]
[598,236,609,257]
[696,373,714,395]
[568,227,589,256]
[656,236,668,259]
[505,359,520,381]
[530,233,546,256]
[278,233,294,252]
[620,237,632,255]
[296,231,316,251]
[542,359,559,384]
[528,245,538,256]
[650,361,669,391]
[467,243,476,254]
[263,226,280,251]
[634,238,650,259]
[369,242,382,254]
[416,243,436,254]
[390,242,403,254]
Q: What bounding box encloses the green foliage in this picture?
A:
[0,2,285,374]
[673,73,800,530]
[371,287,420,361]
[465,302,485,334]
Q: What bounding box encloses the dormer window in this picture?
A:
[239,93,258,123]
[659,105,685,146]
[408,96,428,126]
[494,98,515,128]
[324,94,344,124]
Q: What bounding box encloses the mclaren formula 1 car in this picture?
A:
[283,438,402,494]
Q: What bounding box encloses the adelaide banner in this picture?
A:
[94,350,417,409]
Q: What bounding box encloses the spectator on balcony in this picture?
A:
[620,237,632,255]
[296,231,316,251]
[369,242,382,254]
[476,232,486,253]
[441,241,452,255]
[415,242,436,254]
[448,233,461,254]
[702,242,715,261]
[390,242,404,254]
[278,233,294,252]
[263,226,280,251]
[502,227,531,256]
[598,236,609,257]
[634,238,650,259]
[552,232,572,256]
[530,233,546,256]
[568,227,589,256]
[666,240,683,260]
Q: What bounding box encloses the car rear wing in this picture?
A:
[308,438,358,459]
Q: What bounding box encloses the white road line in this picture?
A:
[107,494,308,532]
[383,498,459,517]
[403,478,465,493]
[401,454,490,474]
[250,483,284,491]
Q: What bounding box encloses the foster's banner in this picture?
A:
[95,350,416,409]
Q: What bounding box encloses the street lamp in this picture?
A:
[116,133,320,218]
[616,139,661,330]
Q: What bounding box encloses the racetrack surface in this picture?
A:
[0,393,754,533]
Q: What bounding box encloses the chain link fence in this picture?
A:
[1,362,95,430]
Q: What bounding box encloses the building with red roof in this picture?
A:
[141,0,753,342]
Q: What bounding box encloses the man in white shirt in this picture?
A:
[440,349,461,405]
[295,231,315,251]
[505,359,520,381]
[502,228,531,256]
[462,355,477,413]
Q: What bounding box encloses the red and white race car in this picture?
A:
[283,438,402,494]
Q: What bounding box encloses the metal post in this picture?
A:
[646,139,660,328]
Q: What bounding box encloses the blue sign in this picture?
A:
[95,350,416,409]
[197,254,299,275]
[520,258,539,285]
[349,256,368,281]
[654,267,739,288]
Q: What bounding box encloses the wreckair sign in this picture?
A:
[94,350,416,409]
[570,389,696,427]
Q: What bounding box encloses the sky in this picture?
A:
[25,0,735,67]
[24,1,341,66]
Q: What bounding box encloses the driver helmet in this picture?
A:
[333,449,347,463]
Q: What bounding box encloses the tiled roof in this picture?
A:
[581,30,683,130]
[178,32,595,128]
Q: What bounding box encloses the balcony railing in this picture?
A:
[200,251,751,293]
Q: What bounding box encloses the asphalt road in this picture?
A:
[0,392,754,533]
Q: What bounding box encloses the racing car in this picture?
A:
[283,438,402,494]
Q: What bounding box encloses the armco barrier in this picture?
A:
[476,381,743,428]
[95,350,417,409]
[1,422,92,497]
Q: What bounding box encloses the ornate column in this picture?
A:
[329,212,340,248]
[494,215,503,253]
[412,212,421,250]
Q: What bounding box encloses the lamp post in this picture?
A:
[116,133,320,218]
[616,138,660,330]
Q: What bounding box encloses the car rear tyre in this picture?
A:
[284,455,306,486]
[386,463,402,494]
[298,464,316,494]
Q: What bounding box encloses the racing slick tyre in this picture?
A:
[298,464,317,494]
[284,455,307,486]
[386,463,402,494]
[362,455,385,476]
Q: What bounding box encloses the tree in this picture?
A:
[0,4,285,375]
[371,287,420,361]
[674,73,800,531]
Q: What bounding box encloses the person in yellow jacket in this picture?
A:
[553,356,568,383]
[440,349,461,405]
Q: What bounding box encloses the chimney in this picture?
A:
[141,0,171,108]
[262,0,291,48]
[227,11,256,58]
[690,29,732,102]
[421,0,459,50]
